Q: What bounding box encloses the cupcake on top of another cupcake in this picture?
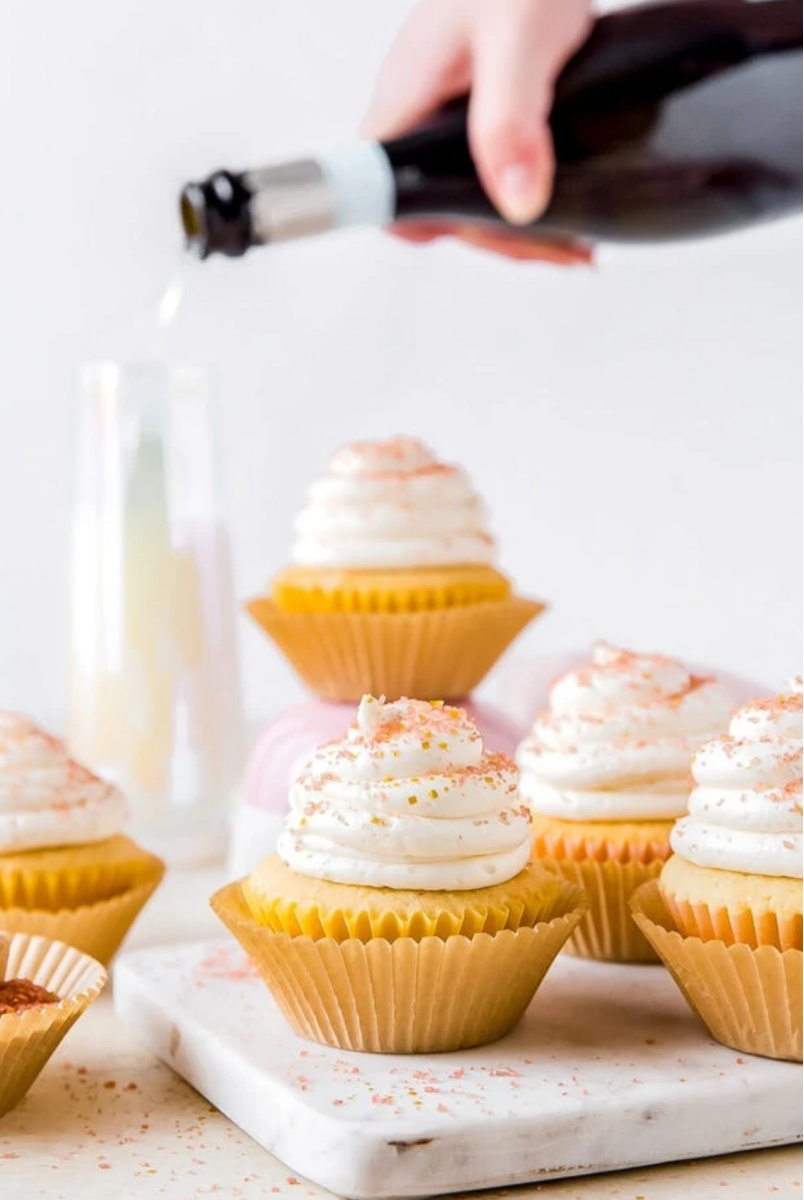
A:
[275,435,509,612]
[0,714,164,964]
[517,643,734,962]
[212,695,585,1054]
[661,677,802,951]
[632,679,802,1062]
[247,436,544,702]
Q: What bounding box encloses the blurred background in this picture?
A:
[0,0,801,728]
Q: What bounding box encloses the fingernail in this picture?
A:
[495,163,549,226]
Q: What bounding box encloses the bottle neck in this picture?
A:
[181,143,395,257]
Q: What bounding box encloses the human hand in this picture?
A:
[362,0,593,263]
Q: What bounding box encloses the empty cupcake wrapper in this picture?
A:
[0,931,107,1116]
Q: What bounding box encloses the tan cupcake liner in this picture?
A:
[0,841,166,911]
[531,815,674,866]
[246,595,545,702]
[661,890,802,954]
[0,931,107,1115]
[538,856,663,963]
[211,879,586,1054]
[0,865,164,966]
[631,881,803,1062]
[244,856,569,942]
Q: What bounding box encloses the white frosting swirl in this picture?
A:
[290,436,497,569]
[671,677,803,878]
[517,643,734,821]
[277,695,531,890]
[0,714,129,853]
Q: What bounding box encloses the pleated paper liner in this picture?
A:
[211,879,586,1054]
[246,595,545,702]
[243,855,570,941]
[0,931,107,1115]
[271,564,512,613]
[538,856,663,963]
[0,836,165,910]
[631,881,803,1063]
[531,816,674,963]
[658,858,802,953]
[0,863,164,966]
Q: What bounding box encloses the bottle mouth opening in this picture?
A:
[180,186,209,257]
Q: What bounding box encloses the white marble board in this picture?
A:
[114,940,802,1200]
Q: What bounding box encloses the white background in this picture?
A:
[0,0,800,725]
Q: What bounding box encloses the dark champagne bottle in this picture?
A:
[180,0,803,258]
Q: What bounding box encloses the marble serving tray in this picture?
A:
[114,940,802,1199]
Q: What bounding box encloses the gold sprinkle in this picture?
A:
[407,796,418,806]
[429,700,444,707]
[438,742,448,750]
[422,741,431,750]
[429,789,439,799]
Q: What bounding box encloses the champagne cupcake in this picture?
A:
[661,680,802,950]
[247,437,544,701]
[517,643,733,962]
[632,679,802,1061]
[0,714,164,964]
[212,695,585,1053]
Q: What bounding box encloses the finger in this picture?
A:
[387,221,594,265]
[388,221,453,244]
[452,226,593,264]
[468,0,592,224]
[361,0,472,140]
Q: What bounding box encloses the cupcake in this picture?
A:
[228,696,522,878]
[0,931,106,1115]
[661,680,802,950]
[0,714,164,964]
[212,695,585,1053]
[632,679,802,1061]
[247,436,544,702]
[517,643,733,962]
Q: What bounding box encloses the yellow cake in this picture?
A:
[660,854,802,952]
[659,684,803,953]
[213,696,586,1053]
[518,643,734,962]
[271,563,511,613]
[242,852,567,941]
[0,714,164,964]
[632,680,803,1062]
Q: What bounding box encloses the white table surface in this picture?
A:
[1,867,801,1200]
